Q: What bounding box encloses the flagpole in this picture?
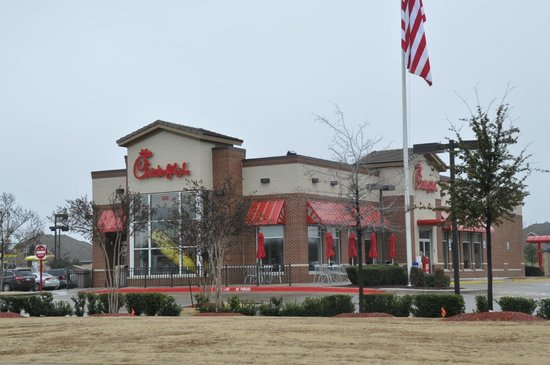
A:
[401,51,414,286]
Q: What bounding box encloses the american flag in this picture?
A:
[401,0,432,86]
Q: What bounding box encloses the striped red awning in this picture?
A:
[527,235,550,243]
[246,200,285,225]
[97,209,125,233]
[306,200,389,228]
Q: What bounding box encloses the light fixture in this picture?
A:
[311,177,319,184]
[116,188,125,195]
[260,178,270,184]
[330,180,338,186]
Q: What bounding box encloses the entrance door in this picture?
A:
[419,229,432,273]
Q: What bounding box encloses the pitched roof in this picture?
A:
[363,148,447,172]
[116,120,243,147]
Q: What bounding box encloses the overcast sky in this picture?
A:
[1,1,548,239]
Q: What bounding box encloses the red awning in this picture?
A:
[97,209,125,233]
[417,211,488,233]
[306,200,389,228]
[526,235,550,243]
[246,200,285,225]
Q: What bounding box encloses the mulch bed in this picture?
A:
[444,311,543,321]
[194,312,245,316]
[0,312,23,318]
[335,313,394,318]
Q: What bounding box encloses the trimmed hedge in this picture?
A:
[363,293,412,317]
[410,267,450,288]
[125,293,180,316]
[194,294,256,315]
[525,266,544,277]
[497,296,537,315]
[412,294,465,318]
[537,298,550,319]
[262,295,355,317]
[475,295,489,313]
[346,265,408,286]
[0,292,72,317]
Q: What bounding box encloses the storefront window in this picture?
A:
[131,191,200,275]
[461,232,472,269]
[442,231,450,269]
[308,226,321,270]
[260,226,284,269]
[326,228,341,265]
[473,233,482,269]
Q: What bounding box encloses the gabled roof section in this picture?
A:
[116,120,243,147]
[362,148,447,172]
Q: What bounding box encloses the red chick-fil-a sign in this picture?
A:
[133,148,191,180]
[414,163,437,193]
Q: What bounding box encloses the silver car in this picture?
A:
[32,272,61,290]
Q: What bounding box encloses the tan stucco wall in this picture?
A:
[126,130,215,193]
[242,163,378,198]
[92,176,126,205]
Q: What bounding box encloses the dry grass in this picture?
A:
[1,316,549,364]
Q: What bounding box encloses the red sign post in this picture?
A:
[35,245,47,291]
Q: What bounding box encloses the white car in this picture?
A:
[32,272,61,290]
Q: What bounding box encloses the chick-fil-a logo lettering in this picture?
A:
[415,163,437,193]
[133,148,191,180]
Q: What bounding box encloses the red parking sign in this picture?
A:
[35,245,47,260]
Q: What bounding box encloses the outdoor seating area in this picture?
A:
[313,264,350,284]
[244,265,284,285]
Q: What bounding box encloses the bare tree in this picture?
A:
[57,192,149,313]
[315,105,384,312]
[0,192,43,289]
[165,177,249,307]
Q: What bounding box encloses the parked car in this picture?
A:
[2,268,35,291]
[45,269,77,289]
[32,272,61,290]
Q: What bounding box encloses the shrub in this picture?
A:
[125,293,169,316]
[158,296,181,316]
[320,295,354,316]
[280,302,307,316]
[345,265,408,286]
[0,293,72,317]
[302,297,325,316]
[537,298,550,319]
[259,297,283,316]
[525,266,544,277]
[497,296,537,315]
[363,293,411,317]
[412,294,465,318]
[72,292,86,317]
[475,295,489,313]
[431,268,450,288]
[86,293,99,315]
[409,267,426,287]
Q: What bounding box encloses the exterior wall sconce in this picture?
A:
[260,178,270,184]
[115,188,125,195]
[311,177,319,184]
[330,180,338,186]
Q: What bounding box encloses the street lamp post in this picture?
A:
[413,140,478,295]
[49,213,69,261]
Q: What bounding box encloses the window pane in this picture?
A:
[151,249,178,271]
[308,226,320,270]
[262,225,284,238]
[134,227,148,248]
[151,192,178,221]
[151,222,177,249]
[264,238,284,268]
[133,250,148,271]
[181,191,197,219]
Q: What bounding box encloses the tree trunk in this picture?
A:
[486,221,493,311]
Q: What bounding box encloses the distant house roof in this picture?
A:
[363,148,447,172]
[116,120,243,147]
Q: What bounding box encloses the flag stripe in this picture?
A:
[401,0,432,86]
